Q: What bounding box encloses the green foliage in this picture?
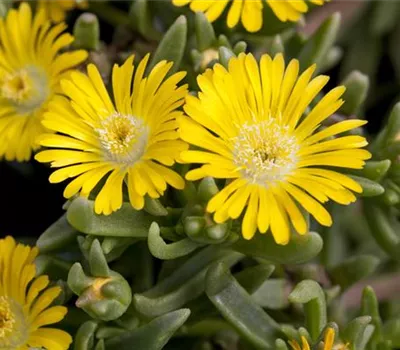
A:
[27,1,400,349]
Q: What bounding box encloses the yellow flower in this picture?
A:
[37,0,89,22]
[0,3,87,161]
[289,328,349,350]
[0,236,72,350]
[179,53,371,244]
[35,55,188,215]
[172,0,326,32]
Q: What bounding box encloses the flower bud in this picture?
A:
[68,263,132,321]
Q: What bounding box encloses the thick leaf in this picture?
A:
[288,280,327,341]
[361,286,382,348]
[105,309,190,350]
[342,316,372,349]
[148,222,204,259]
[383,318,400,347]
[67,197,153,237]
[252,279,290,309]
[339,70,369,116]
[74,321,99,350]
[371,1,400,36]
[329,255,380,290]
[148,15,187,75]
[218,47,235,69]
[134,247,243,318]
[89,239,110,277]
[347,160,391,182]
[206,263,279,349]
[129,0,161,41]
[73,13,100,50]
[385,102,400,145]
[187,264,274,323]
[35,255,71,280]
[363,201,400,260]
[37,214,78,253]
[348,175,385,197]
[298,13,341,71]
[144,197,168,216]
[195,12,216,51]
[232,231,323,264]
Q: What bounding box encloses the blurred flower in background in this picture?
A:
[0,236,71,349]
[0,3,87,161]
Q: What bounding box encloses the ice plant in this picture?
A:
[0,3,87,161]
[38,0,89,22]
[35,55,188,215]
[289,328,349,350]
[0,236,72,350]
[179,53,371,244]
[172,0,326,32]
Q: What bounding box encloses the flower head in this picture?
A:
[0,3,87,161]
[0,236,72,350]
[179,53,371,244]
[289,328,349,350]
[172,0,326,32]
[38,0,89,22]
[35,55,188,215]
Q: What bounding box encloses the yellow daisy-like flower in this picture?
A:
[0,236,72,350]
[179,53,371,244]
[289,328,349,350]
[0,3,87,161]
[35,54,188,215]
[37,0,89,22]
[172,0,326,32]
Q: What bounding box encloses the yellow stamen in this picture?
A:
[1,67,49,114]
[1,70,33,104]
[232,119,299,185]
[96,113,148,165]
[0,297,15,338]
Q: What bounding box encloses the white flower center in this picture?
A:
[232,119,299,186]
[0,296,28,349]
[96,113,149,166]
[1,66,49,114]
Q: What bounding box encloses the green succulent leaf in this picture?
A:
[67,197,153,238]
[195,12,216,51]
[340,70,370,116]
[134,247,243,318]
[74,321,99,350]
[232,231,323,264]
[36,214,78,254]
[342,316,372,349]
[148,15,187,75]
[329,255,380,290]
[105,309,191,350]
[288,280,327,341]
[205,262,279,349]
[148,221,204,259]
[298,12,341,72]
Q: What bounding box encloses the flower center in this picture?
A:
[232,119,299,186]
[0,296,28,349]
[1,66,49,114]
[96,113,149,165]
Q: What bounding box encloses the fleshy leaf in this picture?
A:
[205,262,279,349]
